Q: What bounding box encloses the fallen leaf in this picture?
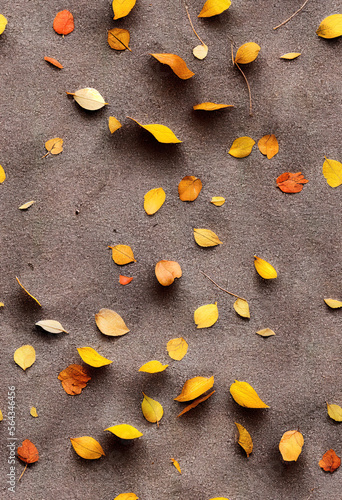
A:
[77,347,113,367]
[108,28,131,51]
[324,298,342,309]
[0,14,7,34]
[95,308,130,336]
[139,360,168,373]
[35,319,68,334]
[70,437,105,460]
[43,137,63,158]
[58,364,91,395]
[276,172,309,193]
[198,0,231,17]
[256,328,275,337]
[322,158,342,187]
[228,136,255,158]
[319,449,341,472]
[193,44,208,59]
[230,380,269,408]
[175,375,214,402]
[193,102,233,111]
[0,302,4,307]
[211,196,225,206]
[109,116,122,134]
[19,200,36,210]
[209,498,230,500]
[14,345,36,371]
[317,14,342,39]
[44,56,63,68]
[128,118,182,143]
[279,430,304,461]
[0,165,6,183]
[177,390,215,417]
[258,134,279,159]
[144,187,166,215]
[178,176,202,201]
[235,422,253,457]
[30,407,38,418]
[233,298,250,318]
[66,88,108,111]
[327,403,342,422]
[0,410,3,421]
[141,393,164,424]
[150,53,194,79]
[105,424,143,439]
[53,10,74,36]
[16,277,41,306]
[109,244,136,265]
[112,0,136,20]
[114,494,138,500]
[235,42,261,64]
[119,275,133,285]
[193,228,222,247]
[171,458,182,474]
[280,52,301,60]
[194,302,218,328]
[155,260,182,286]
[18,439,39,464]
[167,337,188,361]
[254,255,277,279]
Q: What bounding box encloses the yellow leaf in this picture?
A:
[193,102,234,111]
[230,380,269,408]
[209,498,230,500]
[327,403,342,422]
[155,260,182,286]
[178,176,202,201]
[166,337,188,361]
[280,52,301,60]
[175,375,214,402]
[144,187,166,215]
[66,88,108,111]
[77,347,113,367]
[139,360,168,373]
[105,424,143,439]
[44,137,63,157]
[322,157,342,187]
[279,430,304,461]
[70,436,105,459]
[14,345,36,371]
[193,44,208,59]
[198,0,231,17]
[95,308,130,336]
[0,14,7,35]
[30,407,38,418]
[211,196,225,206]
[235,42,261,64]
[112,0,136,20]
[129,117,182,143]
[36,319,68,334]
[107,28,131,51]
[235,422,253,457]
[16,276,42,306]
[256,328,275,337]
[0,410,3,421]
[233,298,250,318]
[108,116,122,133]
[114,494,138,500]
[19,200,36,210]
[150,53,194,79]
[254,255,277,279]
[194,302,218,328]
[171,458,182,474]
[0,302,4,307]
[0,165,6,183]
[141,393,164,424]
[193,228,222,247]
[109,244,136,265]
[324,298,342,308]
[317,14,342,39]
[228,136,255,158]
[258,134,279,159]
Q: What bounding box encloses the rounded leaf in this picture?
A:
[141,393,164,423]
[198,0,231,17]
[230,380,269,408]
[0,14,8,35]
[194,302,218,328]
[144,188,166,215]
[139,360,168,373]
[109,244,136,265]
[45,137,63,155]
[108,28,130,50]
[193,44,208,59]
[105,424,143,439]
[17,439,39,464]
[70,436,105,460]
[254,255,277,279]
[36,319,67,334]
[175,375,214,402]
[167,337,188,361]
[193,228,222,247]
[228,137,255,158]
[68,88,107,111]
[258,134,279,159]
[279,430,304,461]
[77,347,112,367]
[155,260,182,286]
[112,0,136,20]
[322,158,342,187]
[95,308,130,336]
[233,299,250,318]
[327,403,342,422]
[178,176,202,201]
[53,10,74,35]
[316,14,342,39]
[319,449,341,472]
[14,345,36,371]
[234,42,261,64]
[114,495,138,500]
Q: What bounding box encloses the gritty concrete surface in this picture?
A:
[0,1,341,499]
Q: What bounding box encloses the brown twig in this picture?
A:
[235,62,253,116]
[273,0,310,30]
[19,464,27,481]
[201,271,247,301]
[184,3,206,46]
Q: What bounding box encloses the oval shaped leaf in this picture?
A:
[319,449,341,472]
[141,393,164,424]
[198,0,231,17]
[194,302,218,328]
[279,430,304,461]
[327,403,342,422]
[129,118,182,143]
[139,360,168,373]
[193,228,222,247]
[258,134,279,159]
[193,44,208,59]
[95,308,130,336]
[67,88,107,111]
[230,380,269,408]
[36,319,67,334]
[58,364,91,395]
[228,136,255,158]
[193,102,233,111]
[14,345,36,371]
[17,439,39,464]
[235,422,253,457]
[233,298,250,318]
[112,0,136,20]
[178,176,202,201]
[144,187,166,215]
[53,10,74,35]
[44,56,63,68]
[211,196,225,206]
[256,328,275,337]
[324,298,342,309]
[109,244,136,265]
[322,158,342,187]
[280,52,301,60]
[108,28,131,51]
[45,137,63,156]
[167,337,188,361]
[0,165,6,183]
[175,375,214,402]
[19,200,36,210]
[119,275,133,285]
[316,14,342,39]
[254,255,277,279]
[77,347,112,367]
[151,53,194,79]
[235,42,260,64]
[70,436,105,460]
[105,424,143,439]
[155,260,182,286]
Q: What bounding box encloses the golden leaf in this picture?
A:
[16,277,42,306]
[44,137,63,157]
[235,42,261,64]
[19,200,36,210]
[108,116,122,133]
[194,302,218,328]
[105,424,143,439]
[70,436,105,459]
[177,390,215,417]
[324,298,342,309]
[0,410,3,421]
[30,407,38,417]
[254,255,277,279]
[171,458,182,474]
[235,422,253,457]
[77,347,112,367]
[198,0,231,17]
[317,14,342,39]
[0,302,4,307]
[66,88,108,111]
[175,375,214,402]
[209,498,230,500]
[114,495,138,500]
[109,244,136,265]
[141,393,164,424]
[14,345,36,371]
[233,298,250,318]
[108,28,131,51]
[256,328,275,337]
[166,337,188,361]
[193,44,208,59]
[0,14,8,34]
[193,228,222,247]
[95,308,129,336]
[129,117,182,143]
[327,403,342,422]
[228,136,255,158]
[211,196,225,206]
[144,187,166,215]
[193,102,233,111]
[0,165,5,183]
[279,430,304,461]
[139,360,168,373]
[258,134,279,159]
[155,260,182,286]
[322,157,342,187]
[150,53,194,79]
[178,176,202,201]
[36,319,68,334]
[112,0,136,20]
[230,380,269,408]
[280,52,301,60]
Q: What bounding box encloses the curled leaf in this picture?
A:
[279,430,304,461]
[233,298,250,318]
[193,228,222,247]
[0,165,6,183]
[327,403,342,422]
[141,393,164,424]
[171,458,182,474]
[77,347,112,368]
[35,319,67,334]
[19,200,36,210]
[254,255,277,279]
[151,53,194,79]
[324,298,342,309]
[129,117,182,143]
[95,308,130,336]
[277,172,309,193]
[230,380,269,408]
[322,158,342,187]
[280,52,301,60]
[256,328,275,337]
[16,277,41,306]
[155,260,182,286]
[235,422,253,457]
[193,102,233,111]
[178,176,202,201]
[144,187,166,215]
[167,337,188,361]
[70,436,105,460]
[235,43,261,64]
[105,424,143,439]
[194,302,218,328]
[0,14,8,35]
[66,88,107,111]
[317,14,342,39]
[319,449,341,472]
[109,116,122,134]
[175,375,214,402]
[258,134,279,159]
[139,360,168,373]
[108,28,131,51]
[193,44,208,59]
[44,56,63,68]
[53,10,74,36]
[30,407,38,418]
[198,0,231,17]
[58,364,91,395]
[177,390,215,417]
[211,196,225,206]
[119,275,133,285]
[14,345,36,371]
[112,0,136,20]
[18,439,39,464]
[114,494,138,500]
[109,244,136,265]
[228,136,255,158]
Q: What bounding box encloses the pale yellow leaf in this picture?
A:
[256,328,275,337]
[167,337,188,361]
[139,360,168,373]
[114,494,138,500]
[211,196,225,206]
[14,345,36,371]
[228,136,255,158]
[44,137,63,156]
[193,44,208,59]
[77,347,113,367]
[95,308,130,336]
[70,436,105,459]
[108,116,122,133]
[109,244,136,265]
[141,393,164,423]
[230,380,269,408]
[36,319,68,334]
[171,458,182,474]
[19,200,36,210]
[0,14,7,35]
[258,134,279,159]
[233,299,250,318]
[235,422,253,457]
[66,88,108,111]
[235,42,261,64]
[194,302,218,328]
[280,52,301,60]
[193,228,222,247]
[279,430,304,461]
[193,102,233,111]
[198,0,231,17]
[150,53,194,79]
[324,298,342,309]
[144,187,166,215]
[322,158,342,187]
[107,28,131,51]
[175,375,214,402]
[16,277,42,306]
[30,407,38,418]
[317,14,342,39]
[0,165,6,183]
[129,117,182,143]
[327,403,342,422]
[112,0,136,20]
[254,255,277,279]
[105,424,143,439]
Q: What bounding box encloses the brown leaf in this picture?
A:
[17,439,39,464]
[277,172,309,193]
[150,53,194,79]
[44,56,63,69]
[178,176,202,201]
[53,10,74,36]
[58,364,91,395]
[319,449,341,472]
[177,390,215,417]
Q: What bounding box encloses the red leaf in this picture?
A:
[53,10,74,36]
[276,172,309,193]
[17,439,39,464]
[119,275,133,285]
[319,449,341,472]
[44,56,63,69]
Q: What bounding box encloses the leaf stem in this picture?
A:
[235,62,253,116]
[273,0,310,30]
[19,464,27,481]
[184,3,206,46]
[41,151,50,159]
[200,271,246,301]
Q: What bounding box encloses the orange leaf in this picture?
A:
[319,449,341,472]
[276,172,309,193]
[155,260,182,286]
[53,10,74,36]
[258,134,279,159]
[171,458,182,474]
[193,102,234,111]
[58,364,91,395]
[178,176,202,201]
[44,56,63,69]
[17,439,39,464]
[151,53,194,79]
[119,275,133,285]
[177,390,215,417]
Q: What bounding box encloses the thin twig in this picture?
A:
[273,0,310,30]
[184,3,206,46]
[19,464,27,481]
[235,62,253,116]
[201,271,247,301]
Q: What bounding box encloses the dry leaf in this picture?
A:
[178,176,202,201]
[177,390,215,417]
[0,14,8,34]
[279,430,304,461]
[258,134,279,159]
[58,364,91,395]
[277,172,309,193]
[119,275,133,285]
[193,44,208,59]
[228,136,255,158]
[70,437,105,460]
[256,328,275,337]
[150,53,194,79]
[175,375,214,402]
[230,380,269,408]
[0,409,3,421]
[211,196,225,206]
[319,449,341,472]
[43,137,63,157]
[198,0,231,17]
[105,424,143,439]
[108,28,131,51]
[129,117,182,143]
[0,165,6,183]
[144,187,166,214]
[95,308,130,336]
[324,298,342,309]
[155,260,182,286]
[209,498,230,500]
[0,302,4,307]
[14,345,36,371]
[77,347,113,367]
[235,422,253,457]
[139,360,168,373]
[322,158,342,187]
[327,403,342,422]
[109,244,136,265]
[193,102,233,111]
[66,88,108,111]
[112,0,136,20]
[193,228,222,247]
[19,200,36,210]
[254,255,277,279]
[317,14,342,39]
[18,439,39,464]
[36,319,67,334]
[109,116,122,133]
[141,393,164,424]
[16,277,41,306]
[114,494,138,500]
[44,56,63,68]
[280,52,301,60]
[233,298,250,318]
[235,43,261,64]
[171,458,182,474]
[194,302,218,328]
[53,10,74,35]
[167,337,188,361]
[30,407,38,418]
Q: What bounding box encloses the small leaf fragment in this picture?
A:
[279,430,304,461]
[230,380,269,408]
[70,437,105,460]
[36,319,67,334]
[105,424,143,439]
[119,275,133,285]
[139,360,168,373]
[198,0,231,17]
[109,244,136,265]
[324,298,342,309]
[193,102,233,111]
[235,422,253,457]
[58,364,91,395]
[155,260,182,286]
[178,176,202,201]
[233,298,250,318]
[228,136,255,158]
[14,345,36,371]
[280,52,301,60]
[327,403,342,422]
[256,328,275,337]
[254,256,277,279]
[44,56,63,68]
[194,228,222,247]
[109,116,122,133]
[322,158,342,187]
[317,14,342,39]
[258,134,279,159]
[151,53,194,79]
[194,302,218,328]
[144,187,166,215]
[95,308,130,336]
[67,88,107,111]
[129,118,182,143]
[177,390,215,417]
[112,0,136,20]
[0,165,6,183]
[16,277,42,306]
[18,439,39,464]
[19,200,36,210]
[167,337,188,361]
[0,14,8,35]
[30,407,38,418]
[171,458,182,474]
[141,393,164,424]
[44,137,63,157]
[53,10,74,36]
[108,28,131,51]
[0,410,3,421]
[114,494,138,500]
[175,375,214,402]
[193,44,208,59]
[319,449,341,472]
[211,196,225,206]
[77,347,113,368]
[235,43,261,64]
[277,172,309,193]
